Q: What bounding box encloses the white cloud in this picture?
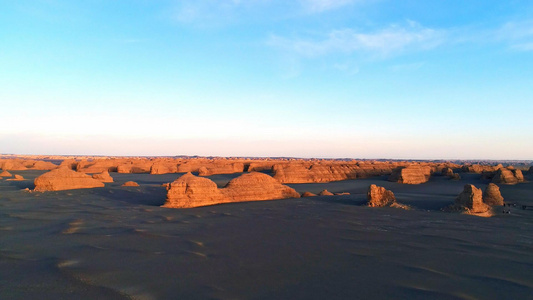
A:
[267,22,444,59]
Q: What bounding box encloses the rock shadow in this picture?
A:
[7,180,35,190]
[92,186,167,206]
[307,194,368,206]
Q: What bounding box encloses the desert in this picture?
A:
[1,155,532,299]
[3,1,533,299]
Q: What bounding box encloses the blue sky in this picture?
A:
[1,0,532,159]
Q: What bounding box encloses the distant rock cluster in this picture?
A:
[1,156,528,213]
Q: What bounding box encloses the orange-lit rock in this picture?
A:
[58,159,78,170]
[6,174,25,181]
[30,161,58,170]
[453,184,490,214]
[492,168,524,185]
[0,170,12,177]
[462,164,502,174]
[34,167,105,192]
[389,165,431,184]
[122,181,140,187]
[442,167,454,177]
[163,172,300,208]
[150,160,178,174]
[117,161,152,173]
[483,183,504,206]
[301,191,317,197]
[163,173,223,208]
[222,172,300,202]
[92,171,114,183]
[0,159,28,170]
[272,162,361,184]
[318,189,334,196]
[198,162,245,176]
[367,184,396,207]
[0,159,57,171]
[77,159,119,173]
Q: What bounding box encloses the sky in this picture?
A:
[1,0,532,159]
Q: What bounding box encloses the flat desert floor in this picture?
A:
[1,171,532,299]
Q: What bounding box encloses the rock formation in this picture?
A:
[222,172,300,202]
[367,184,396,207]
[247,161,276,172]
[318,189,334,196]
[442,167,454,177]
[92,171,114,183]
[389,166,432,184]
[462,164,502,174]
[6,174,25,181]
[150,161,178,175]
[451,173,461,180]
[77,159,119,173]
[0,170,12,177]
[163,172,300,208]
[30,161,58,170]
[301,191,317,197]
[58,159,78,170]
[198,162,245,176]
[34,167,105,191]
[117,161,152,174]
[482,183,504,206]
[513,169,525,182]
[452,184,490,215]
[0,159,57,171]
[122,181,140,187]
[492,168,524,185]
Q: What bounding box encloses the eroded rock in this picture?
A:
[163,172,300,208]
[34,167,104,191]
[367,184,396,207]
[483,183,504,206]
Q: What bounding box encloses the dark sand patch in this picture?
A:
[1,171,532,299]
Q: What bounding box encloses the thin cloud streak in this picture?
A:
[170,0,369,25]
[267,22,445,59]
[300,0,357,13]
[496,20,533,51]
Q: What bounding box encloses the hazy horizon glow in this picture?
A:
[1,1,532,159]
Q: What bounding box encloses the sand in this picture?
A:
[1,170,532,299]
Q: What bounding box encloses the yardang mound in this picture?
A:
[34,167,105,192]
[163,172,300,208]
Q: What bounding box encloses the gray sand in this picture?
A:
[1,171,532,299]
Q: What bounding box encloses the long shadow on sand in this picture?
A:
[92,186,167,207]
[306,193,454,212]
[306,194,369,206]
[5,180,35,190]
